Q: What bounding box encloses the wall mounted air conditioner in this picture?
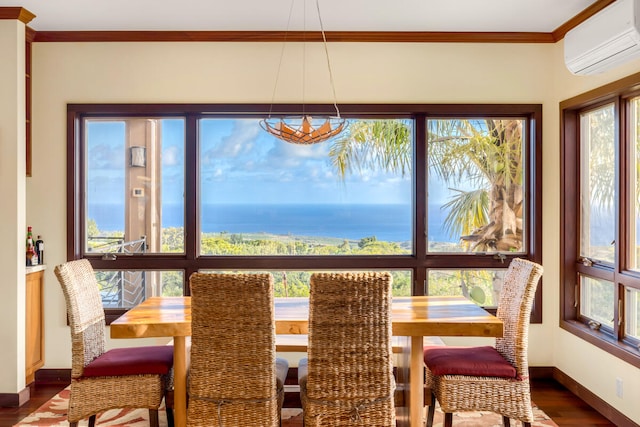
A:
[565,0,640,75]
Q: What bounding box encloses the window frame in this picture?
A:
[560,71,640,369]
[67,103,543,324]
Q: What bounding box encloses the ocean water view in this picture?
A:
[87,202,633,246]
[88,203,434,242]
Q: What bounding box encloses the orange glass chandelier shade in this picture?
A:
[260,115,346,145]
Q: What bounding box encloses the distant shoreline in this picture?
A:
[88,202,434,242]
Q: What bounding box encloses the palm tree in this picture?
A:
[329,119,412,178]
[329,118,525,252]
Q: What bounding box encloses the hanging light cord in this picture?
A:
[302,0,307,117]
[266,0,342,122]
[316,0,341,118]
[267,0,296,119]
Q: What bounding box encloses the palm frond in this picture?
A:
[440,188,490,239]
[329,119,412,180]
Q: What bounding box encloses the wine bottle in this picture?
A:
[26,226,33,247]
[35,235,44,265]
[26,226,37,266]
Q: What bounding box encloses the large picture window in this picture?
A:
[198,118,413,256]
[561,72,640,368]
[68,104,542,322]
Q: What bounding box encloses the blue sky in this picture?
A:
[199,118,412,205]
[86,118,415,206]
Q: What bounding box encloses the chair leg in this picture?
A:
[69,423,78,427]
[502,415,511,426]
[149,409,159,427]
[523,423,531,427]
[166,406,174,427]
[426,393,436,427]
[444,412,453,427]
[88,415,96,427]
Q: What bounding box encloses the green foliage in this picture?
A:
[87,218,100,238]
[161,271,184,297]
[586,106,615,210]
[330,119,413,179]
[391,271,411,296]
[582,277,615,327]
[199,231,411,257]
[161,227,184,253]
[272,271,312,297]
[173,228,414,297]
[428,269,498,306]
[358,235,377,248]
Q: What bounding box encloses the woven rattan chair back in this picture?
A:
[187,273,281,427]
[54,259,170,427]
[301,272,395,427]
[495,258,544,379]
[55,258,106,379]
[425,257,543,427]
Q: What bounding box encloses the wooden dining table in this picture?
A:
[110,295,502,427]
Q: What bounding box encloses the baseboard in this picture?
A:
[552,367,639,427]
[0,368,69,407]
[0,386,30,408]
[35,368,71,385]
[529,366,554,378]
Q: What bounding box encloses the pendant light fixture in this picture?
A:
[260,0,346,145]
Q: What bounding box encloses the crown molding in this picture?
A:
[17,0,615,44]
[0,7,35,25]
[552,0,615,41]
[32,30,558,43]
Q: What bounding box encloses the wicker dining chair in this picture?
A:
[298,272,396,427]
[54,259,174,427]
[424,258,543,427]
[187,273,289,427]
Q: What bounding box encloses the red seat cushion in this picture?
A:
[423,345,517,379]
[83,345,174,378]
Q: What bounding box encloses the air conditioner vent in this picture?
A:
[565,0,640,75]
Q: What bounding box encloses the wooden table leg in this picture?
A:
[410,335,424,427]
[395,336,410,427]
[173,336,187,427]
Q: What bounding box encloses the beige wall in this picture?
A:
[0,19,27,394]
[17,39,640,422]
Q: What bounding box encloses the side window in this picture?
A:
[561,83,640,368]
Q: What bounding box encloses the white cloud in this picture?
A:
[162,145,180,167]
[89,143,122,169]
[218,121,260,157]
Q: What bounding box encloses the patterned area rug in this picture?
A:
[278,405,558,427]
[15,387,558,426]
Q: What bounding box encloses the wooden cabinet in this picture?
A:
[25,267,44,385]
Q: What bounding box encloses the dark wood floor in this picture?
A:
[530,378,616,427]
[0,383,67,427]
[0,378,616,427]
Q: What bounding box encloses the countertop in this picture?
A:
[26,265,46,274]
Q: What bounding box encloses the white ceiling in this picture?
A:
[0,0,598,33]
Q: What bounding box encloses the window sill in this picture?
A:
[560,319,640,369]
